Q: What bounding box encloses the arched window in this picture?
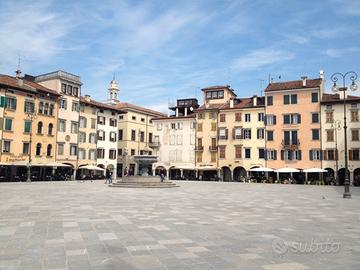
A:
[38,102,44,114]
[48,123,53,135]
[37,121,43,134]
[49,104,54,116]
[44,103,49,115]
[36,143,41,156]
[47,144,52,156]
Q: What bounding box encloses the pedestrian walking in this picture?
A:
[105,172,113,184]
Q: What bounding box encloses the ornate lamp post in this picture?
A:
[331,120,341,185]
[26,112,37,182]
[330,71,358,198]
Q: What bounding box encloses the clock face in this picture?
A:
[190,107,194,111]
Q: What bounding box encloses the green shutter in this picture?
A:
[24,121,31,133]
[0,96,4,107]
[5,118,12,131]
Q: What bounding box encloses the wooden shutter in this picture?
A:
[225,129,228,139]
[298,150,302,160]
[232,128,235,139]
[273,115,276,125]
[274,150,277,160]
[349,150,353,161]
[281,150,284,160]
[298,114,301,123]
[335,149,339,160]
[323,150,328,160]
[309,150,313,160]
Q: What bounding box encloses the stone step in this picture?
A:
[109,183,178,188]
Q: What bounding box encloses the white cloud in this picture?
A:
[324,47,360,58]
[147,103,169,114]
[231,48,294,72]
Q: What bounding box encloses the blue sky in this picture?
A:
[0,0,359,113]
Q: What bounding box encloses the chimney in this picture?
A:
[252,95,257,107]
[230,98,234,108]
[15,69,23,87]
[84,94,91,101]
[301,76,307,87]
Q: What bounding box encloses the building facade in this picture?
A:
[321,93,360,185]
[152,98,198,179]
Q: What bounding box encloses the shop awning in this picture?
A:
[249,167,274,172]
[303,168,327,173]
[276,167,300,173]
[196,165,217,171]
[79,165,105,171]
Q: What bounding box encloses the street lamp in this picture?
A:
[26,112,37,182]
[331,120,341,185]
[330,71,358,198]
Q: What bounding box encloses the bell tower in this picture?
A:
[108,75,119,102]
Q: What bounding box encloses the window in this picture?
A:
[57,144,64,155]
[312,113,319,123]
[235,146,242,159]
[89,150,96,160]
[265,115,276,125]
[97,116,105,125]
[259,148,265,159]
[131,149,135,156]
[350,149,360,161]
[67,85,72,95]
[59,120,66,132]
[110,132,116,142]
[325,149,337,161]
[4,118,12,131]
[209,112,216,119]
[91,118,96,129]
[118,148,123,156]
[71,121,78,134]
[206,90,224,100]
[284,94,297,104]
[140,131,145,142]
[119,115,123,119]
[257,128,265,139]
[245,113,251,122]
[351,110,359,122]
[78,149,85,160]
[235,112,241,121]
[36,143,41,156]
[149,132,153,143]
[49,104,54,116]
[73,87,79,96]
[132,116,136,121]
[23,142,29,154]
[89,133,96,144]
[24,100,35,113]
[266,150,277,160]
[258,113,264,122]
[327,130,334,142]
[24,120,31,133]
[141,118,145,122]
[79,132,86,143]
[171,123,176,129]
[310,149,322,160]
[326,111,333,123]
[59,99,67,109]
[267,96,273,106]
[3,141,11,153]
[267,130,274,141]
[233,127,242,139]
[197,123,203,132]
[39,102,44,114]
[219,146,226,159]
[283,130,298,145]
[220,114,226,122]
[131,130,136,141]
[70,144,77,156]
[219,128,228,140]
[177,135,183,145]
[118,129,123,140]
[97,148,105,159]
[283,114,301,124]
[79,117,87,128]
[211,123,217,131]
[61,83,66,93]
[196,153,202,163]
[44,103,49,115]
[47,144,52,157]
[245,148,251,159]
[109,149,116,159]
[4,96,17,110]
[197,113,204,119]
[190,134,195,145]
[281,150,302,160]
[97,130,105,141]
[311,92,318,103]
[312,129,320,140]
[211,152,216,162]
[48,123,53,135]
[352,129,359,141]
[110,118,117,127]
[71,102,79,112]
[157,123,162,130]
[37,121,43,134]
[170,135,175,145]
[243,129,251,139]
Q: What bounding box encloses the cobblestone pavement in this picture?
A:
[0,181,359,270]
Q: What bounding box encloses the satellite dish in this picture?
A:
[190,107,194,111]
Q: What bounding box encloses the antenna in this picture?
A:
[15,55,22,78]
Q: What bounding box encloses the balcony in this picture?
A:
[218,135,228,140]
[149,141,160,148]
[281,139,300,149]
[195,146,204,151]
[209,145,217,151]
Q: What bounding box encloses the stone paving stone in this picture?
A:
[0,181,359,269]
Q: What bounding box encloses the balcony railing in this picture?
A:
[148,141,160,148]
[209,145,217,151]
[281,139,300,149]
[195,146,204,151]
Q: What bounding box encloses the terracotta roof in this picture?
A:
[80,96,126,113]
[196,103,224,111]
[0,75,60,96]
[114,102,166,117]
[152,114,196,121]
[220,96,265,110]
[201,85,237,96]
[265,78,322,92]
[321,93,360,104]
